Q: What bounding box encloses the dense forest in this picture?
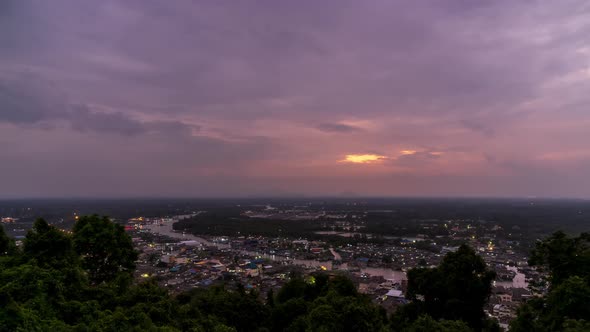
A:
[4,198,589,234]
[172,198,590,242]
[0,216,588,331]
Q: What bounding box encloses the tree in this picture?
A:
[511,232,590,332]
[187,286,270,332]
[276,278,307,304]
[543,276,590,330]
[563,319,590,332]
[528,231,590,287]
[23,218,79,269]
[509,301,544,332]
[404,315,471,332]
[266,289,275,307]
[390,302,425,331]
[405,244,495,330]
[270,298,309,331]
[270,273,387,332]
[0,224,16,256]
[73,215,138,284]
[510,276,590,332]
[307,304,340,331]
[330,275,358,297]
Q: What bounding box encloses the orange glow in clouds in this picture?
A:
[340,154,387,164]
[400,150,417,155]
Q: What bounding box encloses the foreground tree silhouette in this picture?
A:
[23,218,79,269]
[400,244,496,330]
[0,224,12,255]
[511,232,590,332]
[73,215,138,284]
[271,274,388,332]
[528,231,590,287]
[404,315,471,332]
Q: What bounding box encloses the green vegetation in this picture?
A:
[1,217,588,331]
[172,199,590,253]
[173,210,325,238]
[392,245,498,331]
[0,222,15,255]
[510,232,590,332]
[0,216,388,331]
[73,215,138,284]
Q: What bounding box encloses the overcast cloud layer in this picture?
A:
[1,0,590,198]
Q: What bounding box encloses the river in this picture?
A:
[145,220,526,287]
[145,220,406,282]
[496,266,528,289]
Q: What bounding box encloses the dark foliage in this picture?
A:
[510,232,590,332]
[73,215,138,284]
[394,245,496,331]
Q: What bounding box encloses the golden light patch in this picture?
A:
[340,154,387,164]
[400,150,417,155]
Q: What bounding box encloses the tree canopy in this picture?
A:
[400,244,496,330]
[0,224,13,255]
[528,231,590,287]
[73,215,138,284]
[23,218,79,269]
[510,232,590,332]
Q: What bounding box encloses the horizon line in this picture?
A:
[0,195,588,201]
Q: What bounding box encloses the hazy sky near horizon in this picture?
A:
[1,0,590,198]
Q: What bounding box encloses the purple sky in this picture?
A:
[1,0,590,198]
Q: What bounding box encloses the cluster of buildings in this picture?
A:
[126,212,543,331]
[130,229,305,294]
[487,286,534,329]
[1,217,18,223]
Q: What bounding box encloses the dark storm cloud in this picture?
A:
[0,71,67,124]
[0,70,199,137]
[69,106,146,135]
[69,105,200,137]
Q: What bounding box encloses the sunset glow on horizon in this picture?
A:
[400,150,417,155]
[341,154,388,164]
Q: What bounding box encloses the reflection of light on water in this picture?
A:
[496,266,528,289]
